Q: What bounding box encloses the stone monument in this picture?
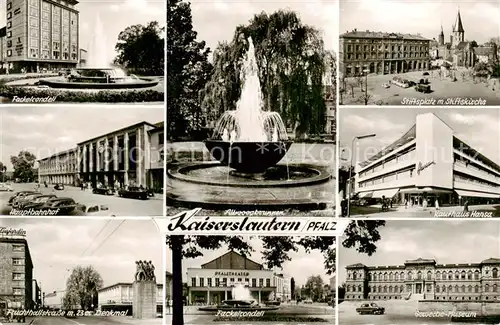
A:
[132,260,157,319]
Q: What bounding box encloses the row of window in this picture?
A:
[358,149,415,178]
[347,284,500,294]
[358,167,414,188]
[191,277,272,288]
[455,160,500,184]
[343,38,428,45]
[346,295,499,301]
[454,174,500,190]
[345,52,429,61]
[346,44,429,52]
[353,269,500,281]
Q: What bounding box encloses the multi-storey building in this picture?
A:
[37,121,164,190]
[3,0,79,72]
[0,230,34,310]
[97,282,163,314]
[43,290,64,310]
[339,29,430,77]
[325,84,336,138]
[354,113,500,205]
[345,258,500,301]
[186,251,279,305]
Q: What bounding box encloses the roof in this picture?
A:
[38,148,76,162]
[475,46,494,56]
[148,121,164,134]
[453,10,464,33]
[453,136,500,174]
[346,263,366,269]
[77,121,158,145]
[201,250,264,269]
[405,258,436,265]
[455,42,470,50]
[340,30,430,41]
[98,282,163,292]
[481,258,500,265]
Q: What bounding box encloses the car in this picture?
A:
[356,302,385,315]
[423,71,430,76]
[303,299,313,304]
[77,203,116,216]
[118,186,149,200]
[0,183,13,191]
[19,195,58,209]
[12,193,44,208]
[92,186,115,195]
[382,83,390,88]
[415,83,431,93]
[8,191,37,205]
[39,197,77,215]
[54,183,65,190]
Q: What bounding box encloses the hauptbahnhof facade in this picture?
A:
[37,121,164,190]
[345,258,500,301]
[186,251,291,305]
[354,113,500,205]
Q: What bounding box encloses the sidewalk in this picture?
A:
[106,316,162,324]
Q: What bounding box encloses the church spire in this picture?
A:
[453,9,464,33]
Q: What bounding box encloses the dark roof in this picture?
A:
[341,30,430,41]
[453,10,465,33]
[455,42,470,50]
[77,121,157,145]
[405,258,436,265]
[0,27,6,38]
[346,263,366,269]
[38,148,76,162]
[481,258,500,265]
[201,250,264,269]
[149,121,164,133]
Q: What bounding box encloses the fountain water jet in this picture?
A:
[205,37,292,173]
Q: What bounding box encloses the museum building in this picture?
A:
[0,232,35,310]
[1,0,79,72]
[339,29,430,77]
[345,258,500,301]
[38,121,164,190]
[354,113,500,205]
[186,251,290,305]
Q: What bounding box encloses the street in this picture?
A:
[0,183,163,216]
[30,316,162,324]
[341,70,500,105]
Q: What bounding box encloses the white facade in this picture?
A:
[44,290,65,310]
[355,113,500,203]
[97,283,163,308]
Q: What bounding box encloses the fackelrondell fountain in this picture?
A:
[167,37,333,211]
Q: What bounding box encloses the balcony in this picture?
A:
[453,179,500,196]
[454,163,500,186]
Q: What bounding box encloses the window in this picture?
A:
[191,278,196,287]
[427,271,432,280]
[199,278,204,287]
[12,258,23,265]
[7,21,12,28]
[7,12,12,19]
[266,279,270,287]
[417,271,422,280]
[7,2,12,10]
[215,278,220,287]
[7,31,12,38]
[493,268,498,278]
[353,272,357,280]
[461,271,466,279]
[12,273,24,280]
[7,50,12,57]
[13,288,23,295]
[12,244,24,251]
[474,270,480,280]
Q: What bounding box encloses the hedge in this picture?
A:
[0,85,164,102]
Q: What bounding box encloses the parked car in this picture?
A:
[356,302,385,315]
[8,191,37,205]
[19,194,58,209]
[265,300,281,306]
[118,186,149,200]
[39,197,77,215]
[77,203,116,216]
[382,82,390,88]
[303,299,313,304]
[54,183,65,190]
[92,186,115,195]
[0,183,13,191]
[415,83,431,93]
[12,193,43,208]
[423,71,430,76]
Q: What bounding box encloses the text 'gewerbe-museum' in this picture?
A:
[345,258,500,301]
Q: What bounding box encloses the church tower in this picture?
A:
[438,25,444,46]
[452,9,465,46]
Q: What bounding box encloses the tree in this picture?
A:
[11,151,36,182]
[64,266,103,311]
[290,277,295,299]
[114,21,164,75]
[337,282,346,301]
[166,235,336,325]
[201,10,328,138]
[167,0,212,140]
[303,275,324,301]
[0,162,6,182]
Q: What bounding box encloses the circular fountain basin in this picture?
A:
[198,305,279,312]
[204,140,293,173]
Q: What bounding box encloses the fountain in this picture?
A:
[37,14,159,90]
[167,37,334,211]
[204,37,292,173]
[198,283,279,312]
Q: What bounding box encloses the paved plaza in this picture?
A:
[341,70,500,105]
[349,203,499,218]
[0,183,163,216]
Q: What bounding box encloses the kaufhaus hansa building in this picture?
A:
[345,258,500,301]
[354,112,500,205]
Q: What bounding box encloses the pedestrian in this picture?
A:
[435,198,440,210]
[166,299,171,314]
[464,200,469,213]
[341,199,347,217]
[423,199,428,209]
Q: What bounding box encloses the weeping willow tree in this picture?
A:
[201,10,328,138]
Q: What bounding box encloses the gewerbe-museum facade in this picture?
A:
[355,113,500,205]
[186,251,291,305]
[345,258,500,301]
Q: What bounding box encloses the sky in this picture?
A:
[0,0,165,66]
[0,106,164,170]
[338,107,500,168]
[165,236,335,287]
[338,220,500,284]
[0,217,163,293]
[189,0,338,56]
[339,0,500,44]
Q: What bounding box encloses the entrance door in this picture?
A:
[416,283,422,294]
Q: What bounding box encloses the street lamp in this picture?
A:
[347,134,377,217]
[363,69,370,105]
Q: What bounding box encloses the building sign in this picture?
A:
[15,44,23,56]
[0,227,26,237]
[416,161,435,175]
[214,271,250,277]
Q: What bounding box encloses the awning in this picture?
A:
[455,190,499,199]
[372,188,400,199]
[359,192,373,198]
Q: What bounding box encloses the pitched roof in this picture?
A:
[340,30,430,41]
[453,10,465,33]
[346,263,366,269]
[481,258,500,265]
[405,258,436,265]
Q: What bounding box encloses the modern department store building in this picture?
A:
[354,113,500,205]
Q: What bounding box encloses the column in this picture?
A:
[124,132,129,185]
[104,138,109,185]
[76,147,81,174]
[224,291,227,300]
[83,145,87,173]
[89,143,94,173]
[113,135,118,171]
[136,128,143,186]
[258,290,261,303]
[96,141,101,172]
[207,291,210,305]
